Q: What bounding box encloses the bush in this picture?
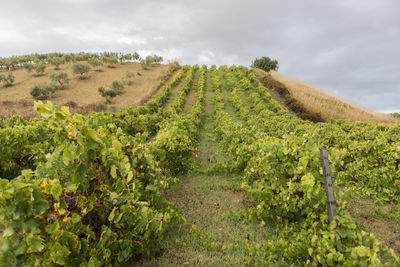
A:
[22,62,34,73]
[140,59,149,70]
[33,62,46,76]
[49,72,70,89]
[146,54,163,65]
[71,63,91,79]
[88,56,103,71]
[30,83,57,99]
[110,80,125,95]
[98,86,117,103]
[125,70,134,79]
[101,55,118,68]
[48,57,64,70]
[251,56,279,72]
[125,70,134,85]
[0,71,15,87]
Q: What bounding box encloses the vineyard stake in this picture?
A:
[319,146,337,224]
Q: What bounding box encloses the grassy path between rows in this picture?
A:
[132,71,265,266]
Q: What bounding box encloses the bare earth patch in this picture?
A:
[0,62,171,118]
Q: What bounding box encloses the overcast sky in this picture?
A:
[1,0,399,112]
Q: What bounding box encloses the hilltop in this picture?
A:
[0,53,178,118]
[253,68,398,123]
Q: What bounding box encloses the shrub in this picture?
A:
[49,72,70,89]
[0,71,15,87]
[125,70,134,79]
[98,86,117,103]
[110,80,125,95]
[71,62,91,79]
[22,62,34,73]
[88,56,103,71]
[102,55,118,68]
[125,70,134,85]
[33,62,46,76]
[140,59,149,70]
[146,54,163,65]
[251,56,279,72]
[30,83,57,99]
[48,57,64,70]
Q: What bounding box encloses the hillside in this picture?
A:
[0,61,174,118]
[253,68,399,123]
[1,63,400,266]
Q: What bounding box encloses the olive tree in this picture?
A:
[132,52,140,61]
[71,62,91,79]
[0,71,15,87]
[88,56,104,71]
[30,83,57,100]
[48,57,65,70]
[33,62,46,76]
[110,80,124,95]
[98,86,117,103]
[251,56,279,72]
[124,70,134,85]
[49,71,70,89]
[22,62,34,73]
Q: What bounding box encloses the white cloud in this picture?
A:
[117,36,147,45]
[198,50,215,63]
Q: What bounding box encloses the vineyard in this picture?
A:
[1,64,400,266]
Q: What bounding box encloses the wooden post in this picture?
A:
[319,146,337,223]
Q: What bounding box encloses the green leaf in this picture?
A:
[50,242,70,265]
[26,234,44,253]
[110,165,117,179]
[352,246,371,258]
[108,207,116,222]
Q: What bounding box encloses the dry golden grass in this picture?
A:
[0,62,171,118]
[254,68,398,123]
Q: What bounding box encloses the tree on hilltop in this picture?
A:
[251,56,279,72]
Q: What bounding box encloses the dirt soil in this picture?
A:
[0,62,170,118]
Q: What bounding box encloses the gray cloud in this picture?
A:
[1,0,399,111]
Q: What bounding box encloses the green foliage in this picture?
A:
[125,70,135,85]
[88,56,103,71]
[30,83,57,100]
[392,112,400,119]
[101,54,118,68]
[0,71,15,87]
[132,52,140,61]
[0,64,211,266]
[48,57,65,70]
[125,70,134,79]
[145,54,163,65]
[211,65,399,265]
[71,62,91,79]
[33,62,46,76]
[98,86,117,103]
[140,54,163,70]
[98,80,125,103]
[49,72,70,89]
[22,62,34,73]
[111,80,125,95]
[251,56,279,72]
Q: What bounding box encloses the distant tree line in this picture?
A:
[0,52,142,71]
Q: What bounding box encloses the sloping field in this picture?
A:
[1,64,400,266]
[254,68,398,123]
[0,62,172,118]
